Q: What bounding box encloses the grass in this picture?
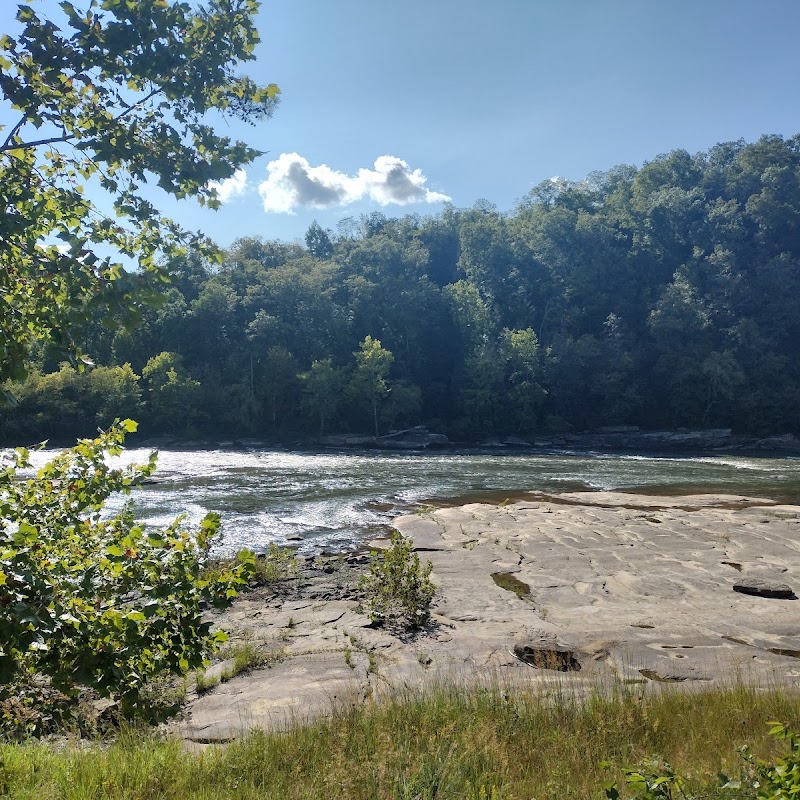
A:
[196,640,284,693]
[204,544,299,588]
[0,682,798,798]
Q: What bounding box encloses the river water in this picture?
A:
[17,447,800,554]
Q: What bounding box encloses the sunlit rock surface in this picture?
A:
[175,492,800,743]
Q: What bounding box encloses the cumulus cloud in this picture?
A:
[258,153,450,213]
[209,168,248,203]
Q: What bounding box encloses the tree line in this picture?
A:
[3,134,800,443]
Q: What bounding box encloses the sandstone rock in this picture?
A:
[173,491,800,742]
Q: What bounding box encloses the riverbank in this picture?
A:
[9,685,800,799]
[174,490,800,745]
[125,425,800,456]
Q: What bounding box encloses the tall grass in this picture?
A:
[1,682,798,799]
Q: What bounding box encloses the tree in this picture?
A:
[351,336,394,437]
[259,345,299,430]
[501,328,545,433]
[299,357,345,436]
[305,221,334,260]
[142,351,201,433]
[380,379,422,432]
[0,0,279,384]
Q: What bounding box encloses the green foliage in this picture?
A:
[251,543,299,585]
[4,135,800,440]
[359,531,435,629]
[195,637,282,693]
[351,335,395,437]
[0,420,254,724]
[0,363,142,440]
[259,346,299,430]
[604,759,688,800]
[0,685,796,797]
[205,544,298,591]
[305,220,334,260]
[380,378,422,431]
[605,722,800,800]
[740,722,800,799]
[299,357,346,436]
[0,0,279,383]
[142,351,201,433]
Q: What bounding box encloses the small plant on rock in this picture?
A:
[251,543,299,585]
[359,531,435,630]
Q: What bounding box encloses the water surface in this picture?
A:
[17,447,800,553]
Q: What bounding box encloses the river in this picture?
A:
[17,447,800,554]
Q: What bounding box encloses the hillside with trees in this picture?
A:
[3,134,800,442]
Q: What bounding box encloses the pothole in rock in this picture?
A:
[492,572,531,599]
[513,644,581,671]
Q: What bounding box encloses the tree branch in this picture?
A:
[1,115,28,151]
[0,88,163,154]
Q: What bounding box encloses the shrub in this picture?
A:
[359,531,435,629]
[604,722,800,799]
[0,420,253,729]
[739,721,800,799]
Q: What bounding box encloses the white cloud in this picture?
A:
[258,153,450,214]
[209,168,248,203]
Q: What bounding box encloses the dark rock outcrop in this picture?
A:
[733,578,797,600]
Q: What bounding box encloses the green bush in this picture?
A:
[0,420,253,732]
[740,722,800,799]
[359,531,435,629]
[605,722,800,800]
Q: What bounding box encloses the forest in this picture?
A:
[3,134,799,443]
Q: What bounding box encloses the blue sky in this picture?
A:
[4,0,800,246]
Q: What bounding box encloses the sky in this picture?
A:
[3,0,800,247]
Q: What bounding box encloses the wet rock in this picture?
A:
[733,578,796,599]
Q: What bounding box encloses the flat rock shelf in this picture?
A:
[174,491,800,745]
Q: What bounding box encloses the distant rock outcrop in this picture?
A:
[322,426,449,450]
